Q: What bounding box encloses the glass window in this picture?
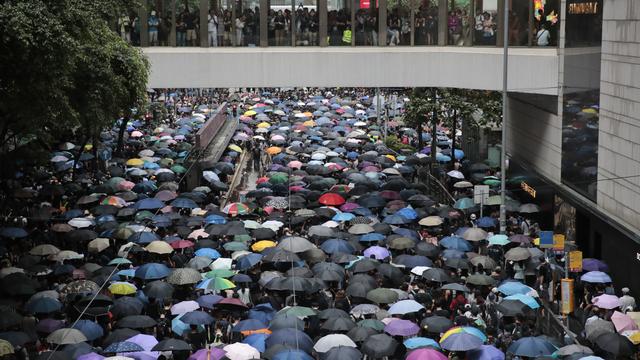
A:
[294,1,318,45]
[117,11,136,45]
[415,0,438,45]
[471,0,496,45]
[206,1,223,47]
[533,0,559,46]
[269,0,292,45]
[388,0,411,45]
[508,0,529,46]
[235,0,261,46]
[328,0,352,45]
[355,0,377,45]
[565,0,602,47]
[176,0,200,46]
[447,0,471,46]
[220,0,233,46]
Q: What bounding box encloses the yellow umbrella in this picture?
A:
[625,330,640,345]
[108,282,137,295]
[581,108,597,114]
[0,339,14,357]
[84,144,93,151]
[244,110,257,116]
[533,237,540,246]
[228,144,243,153]
[257,122,271,128]
[385,154,396,162]
[126,158,144,167]
[251,240,277,252]
[303,120,316,127]
[303,111,313,117]
[266,147,282,155]
[146,240,174,254]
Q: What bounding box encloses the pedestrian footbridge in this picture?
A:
[143,47,560,95]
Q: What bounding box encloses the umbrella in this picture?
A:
[594,332,635,357]
[313,334,357,353]
[72,320,104,341]
[180,311,214,325]
[592,294,621,309]
[362,334,397,358]
[586,318,616,341]
[104,341,144,353]
[556,344,594,356]
[467,345,505,360]
[366,288,399,304]
[384,319,420,336]
[151,338,191,351]
[504,247,530,261]
[403,337,441,350]
[612,311,639,332]
[25,297,63,314]
[581,271,612,283]
[116,315,157,329]
[188,348,226,360]
[324,346,362,360]
[440,332,483,351]
[406,349,447,360]
[222,343,260,360]
[421,316,453,333]
[266,328,314,353]
[166,268,202,285]
[322,317,357,332]
[388,300,425,315]
[507,337,557,357]
[47,328,88,345]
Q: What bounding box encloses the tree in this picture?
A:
[0,0,149,174]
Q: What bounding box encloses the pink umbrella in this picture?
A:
[406,348,448,360]
[287,161,303,169]
[612,311,639,332]
[117,180,135,191]
[340,203,360,212]
[593,294,621,309]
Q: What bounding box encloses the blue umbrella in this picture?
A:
[194,248,221,259]
[440,333,483,351]
[504,294,540,309]
[171,314,204,336]
[128,231,160,244]
[196,294,223,309]
[440,236,472,251]
[73,320,104,341]
[171,198,198,209]
[249,303,276,324]
[266,329,314,353]
[581,271,612,283]
[332,213,355,222]
[181,311,214,325]
[454,198,475,210]
[360,233,385,242]
[436,153,451,163]
[25,297,62,314]
[205,215,227,225]
[320,239,355,254]
[104,341,145,353]
[404,337,440,349]
[133,198,164,210]
[497,281,531,296]
[476,217,497,228]
[0,227,28,238]
[396,207,418,220]
[383,214,410,225]
[507,337,556,357]
[233,319,267,332]
[467,345,505,360]
[132,181,157,193]
[272,349,314,360]
[442,249,465,259]
[392,227,419,240]
[135,263,170,280]
[236,253,263,270]
[243,333,268,352]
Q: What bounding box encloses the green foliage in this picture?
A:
[0,0,149,154]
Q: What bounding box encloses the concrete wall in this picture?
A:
[506,95,562,184]
[143,47,560,95]
[597,0,640,232]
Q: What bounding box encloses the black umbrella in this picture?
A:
[421,315,454,333]
[345,282,373,298]
[415,242,441,257]
[495,300,532,316]
[269,314,305,331]
[325,346,363,360]
[116,315,157,329]
[0,307,22,330]
[253,228,276,240]
[152,338,192,351]
[110,297,144,319]
[102,328,140,346]
[595,332,635,357]
[0,331,32,346]
[347,326,378,342]
[377,263,404,283]
[422,268,452,283]
[350,258,379,273]
[318,308,350,320]
[321,317,356,332]
[362,334,398,357]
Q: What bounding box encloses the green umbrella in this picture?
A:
[466,274,496,286]
[223,242,248,251]
[388,237,415,250]
[135,210,154,222]
[484,179,501,186]
[205,269,236,279]
[358,319,385,331]
[269,173,289,184]
[366,288,399,304]
[171,165,187,174]
[233,234,252,242]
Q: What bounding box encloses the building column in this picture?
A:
[140,5,150,46]
[496,0,504,46]
[200,0,209,46]
[260,0,268,46]
[351,0,356,46]
[378,0,387,46]
[169,0,177,46]
[437,0,446,45]
[318,0,328,46]
[292,0,298,46]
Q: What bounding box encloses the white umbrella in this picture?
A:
[68,217,95,228]
[88,238,110,253]
[210,258,233,270]
[50,250,84,262]
[447,170,465,179]
[145,241,173,255]
[47,328,87,345]
[30,244,60,256]
[223,343,260,360]
[314,334,357,353]
[202,171,220,183]
[410,266,431,276]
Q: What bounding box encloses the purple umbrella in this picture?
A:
[363,246,390,260]
[188,348,226,360]
[581,271,612,283]
[384,319,420,336]
[126,334,158,351]
[592,294,621,310]
[77,353,105,360]
[36,318,65,333]
[467,345,505,360]
[582,258,608,272]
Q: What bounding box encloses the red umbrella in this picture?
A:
[171,240,195,249]
[319,193,346,206]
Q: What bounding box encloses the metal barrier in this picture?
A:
[537,300,581,345]
[418,166,455,206]
[195,103,228,151]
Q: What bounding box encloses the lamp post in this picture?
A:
[499,0,509,234]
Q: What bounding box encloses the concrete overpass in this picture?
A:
[143,47,561,95]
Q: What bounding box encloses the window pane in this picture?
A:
[220,0,233,46]
[328,0,351,45]
[533,0,559,46]
[447,0,471,46]
[472,0,496,46]
[508,0,529,46]
[564,0,602,47]
[148,0,172,46]
[206,1,222,47]
[235,0,260,46]
[294,2,318,45]
[388,0,411,45]
[177,0,200,46]
[415,0,438,45]
[355,0,377,45]
[269,0,292,45]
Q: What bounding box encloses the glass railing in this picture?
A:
[119,0,562,48]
